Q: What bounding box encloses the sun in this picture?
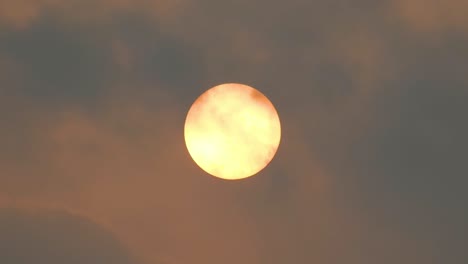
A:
[184,83,281,180]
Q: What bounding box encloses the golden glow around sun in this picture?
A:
[184,83,281,180]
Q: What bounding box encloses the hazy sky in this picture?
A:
[0,0,467,263]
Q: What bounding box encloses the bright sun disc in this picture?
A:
[184,83,281,180]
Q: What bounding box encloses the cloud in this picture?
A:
[0,0,186,30]
[0,19,113,105]
[392,0,468,33]
[0,0,42,30]
[0,207,140,264]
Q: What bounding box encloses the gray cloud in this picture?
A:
[0,208,139,264]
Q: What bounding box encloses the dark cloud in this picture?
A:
[0,208,139,264]
[320,32,468,264]
[0,11,206,108]
[110,14,206,103]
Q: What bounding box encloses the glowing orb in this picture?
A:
[184,83,281,180]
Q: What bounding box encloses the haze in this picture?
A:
[0,0,467,264]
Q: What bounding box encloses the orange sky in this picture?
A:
[0,0,467,263]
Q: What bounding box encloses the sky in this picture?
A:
[0,0,467,263]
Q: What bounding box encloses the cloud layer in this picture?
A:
[0,0,467,263]
[0,208,139,264]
